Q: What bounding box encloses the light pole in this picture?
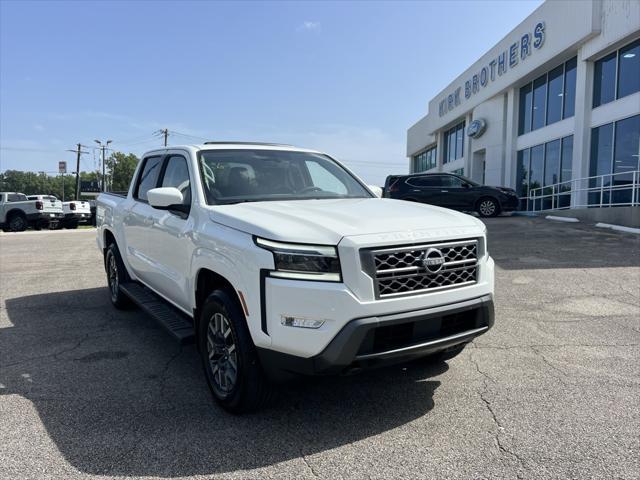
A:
[94,139,112,192]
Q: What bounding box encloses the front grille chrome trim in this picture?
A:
[363,238,479,298]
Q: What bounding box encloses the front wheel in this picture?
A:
[477,198,499,217]
[199,290,273,413]
[105,243,132,309]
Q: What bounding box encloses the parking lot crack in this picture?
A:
[300,454,320,479]
[470,350,526,478]
[530,346,568,385]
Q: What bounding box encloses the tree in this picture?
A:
[106,152,139,192]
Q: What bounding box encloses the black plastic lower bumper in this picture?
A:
[257,294,494,382]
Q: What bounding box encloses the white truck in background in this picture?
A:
[1,192,65,231]
[97,142,495,413]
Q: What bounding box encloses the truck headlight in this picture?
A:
[255,237,341,282]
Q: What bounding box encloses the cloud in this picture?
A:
[33,124,45,132]
[297,21,321,32]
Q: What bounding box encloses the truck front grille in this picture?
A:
[362,239,479,298]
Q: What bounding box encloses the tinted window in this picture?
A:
[443,121,465,164]
[561,136,573,182]
[563,57,577,118]
[593,51,617,107]
[613,114,640,179]
[161,156,191,205]
[532,74,547,130]
[590,123,614,180]
[518,84,533,135]
[544,139,561,187]
[407,176,442,187]
[546,65,564,125]
[8,194,27,202]
[444,176,464,187]
[529,144,544,192]
[135,156,163,201]
[516,149,530,197]
[618,39,640,99]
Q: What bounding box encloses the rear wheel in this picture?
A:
[105,243,132,309]
[199,290,273,413]
[8,213,27,232]
[477,197,499,217]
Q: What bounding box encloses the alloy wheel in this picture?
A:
[108,254,119,300]
[206,312,238,395]
[479,200,496,216]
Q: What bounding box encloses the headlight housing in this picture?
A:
[255,237,341,282]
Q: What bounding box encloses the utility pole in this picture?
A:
[94,139,112,192]
[162,128,169,146]
[67,144,89,200]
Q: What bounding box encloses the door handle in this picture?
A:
[441,190,449,193]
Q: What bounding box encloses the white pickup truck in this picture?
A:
[1,192,65,231]
[97,143,494,413]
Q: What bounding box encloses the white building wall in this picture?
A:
[407,0,639,210]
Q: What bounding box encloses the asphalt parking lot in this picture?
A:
[1,217,639,480]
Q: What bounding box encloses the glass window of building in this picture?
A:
[518,57,577,135]
[546,65,564,125]
[517,135,573,209]
[516,149,530,198]
[589,115,639,205]
[617,39,640,99]
[518,84,533,135]
[563,58,577,119]
[590,122,614,179]
[593,39,640,108]
[413,145,437,173]
[613,115,640,178]
[531,75,547,131]
[443,121,465,164]
[593,51,617,107]
[560,136,573,183]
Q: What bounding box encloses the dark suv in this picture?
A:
[384,173,519,217]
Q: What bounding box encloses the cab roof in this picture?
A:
[142,142,322,156]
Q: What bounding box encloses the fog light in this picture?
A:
[280,315,325,329]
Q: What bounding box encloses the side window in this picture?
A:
[445,176,464,187]
[161,156,192,205]
[407,176,442,187]
[135,156,163,201]
[305,160,348,194]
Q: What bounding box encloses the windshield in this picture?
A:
[198,149,373,205]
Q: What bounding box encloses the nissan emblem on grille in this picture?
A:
[422,248,445,273]
[365,239,479,298]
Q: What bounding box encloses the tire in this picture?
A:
[476,197,500,217]
[105,243,133,309]
[198,290,273,414]
[8,213,27,232]
[67,221,79,229]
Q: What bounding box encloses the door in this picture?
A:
[472,150,486,185]
[439,175,471,209]
[143,154,194,311]
[405,175,446,205]
[122,155,164,279]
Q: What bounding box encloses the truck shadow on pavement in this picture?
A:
[1,287,446,477]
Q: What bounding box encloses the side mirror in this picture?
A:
[462,183,471,188]
[368,185,383,198]
[147,187,187,212]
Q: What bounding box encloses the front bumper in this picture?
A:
[257,294,494,381]
[501,195,519,211]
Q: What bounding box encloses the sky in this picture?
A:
[0,0,543,185]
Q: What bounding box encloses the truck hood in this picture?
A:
[209,198,483,245]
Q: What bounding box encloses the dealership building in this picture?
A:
[407,0,639,212]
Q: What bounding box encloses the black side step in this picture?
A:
[120,283,195,345]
